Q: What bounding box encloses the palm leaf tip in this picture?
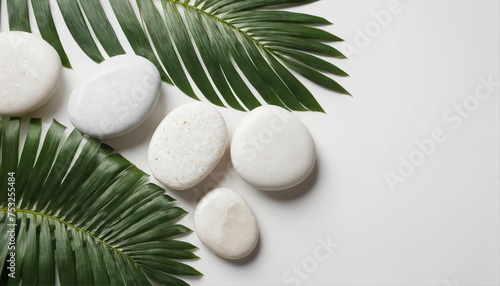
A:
[0,117,201,285]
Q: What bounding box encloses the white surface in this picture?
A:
[68,54,160,139]
[194,187,259,260]
[1,0,498,285]
[231,106,316,191]
[0,31,61,116]
[148,102,228,190]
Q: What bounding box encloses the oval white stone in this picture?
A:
[148,102,228,190]
[68,54,161,139]
[194,188,259,260]
[231,105,316,191]
[0,31,62,116]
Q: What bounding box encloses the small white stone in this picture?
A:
[148,102,228,190]
[68,54,161,139]
[194,187,259,260]
[231,105,316,191]
[0,31,62,116]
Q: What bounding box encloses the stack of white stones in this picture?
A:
[0,31,161,140]
[148,103,316,260]
[0,31,317,260]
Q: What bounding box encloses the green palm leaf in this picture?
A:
[0,117,201,285]
[3,0,348,112]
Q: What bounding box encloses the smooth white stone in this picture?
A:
[194,188,259,260]
[0,31,62,116]
[231,105,316,191]
[68,54,160,139]
[148,102,228,190]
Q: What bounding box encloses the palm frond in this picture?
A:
[3,0,348,112]
[0,117,201,285]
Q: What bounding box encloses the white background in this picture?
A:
[1,0,499,285]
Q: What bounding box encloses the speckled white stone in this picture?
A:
[0,31,62,116]
[231,105,316,191]
[148,102,228,190]
[194,187,259,260]
[68,54,160,139]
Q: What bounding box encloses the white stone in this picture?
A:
[194,187,259,260]
[148,102,228,190]
[0,31,62,116]
[231,105,316,191]
[68,54,161,139]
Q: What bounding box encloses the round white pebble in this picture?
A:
[0,31,62,116]
[148,102,228,190]
[194,188,259,260]
[68,54,161,139]
[231,105,316,191]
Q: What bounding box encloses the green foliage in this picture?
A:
[0,117,201,285]
[3,0,349,111]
